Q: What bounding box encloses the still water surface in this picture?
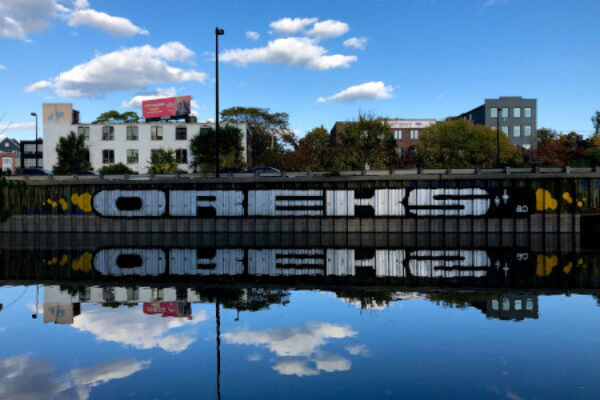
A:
[0,234,599,399]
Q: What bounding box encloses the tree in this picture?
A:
[53,131,91,174]
[93,110,140,124]
[270,125,333,172]
[190,126,244,172]
[221,107,296,165]
[330,113,397,170]
[148,148,178,174]
[97,163,135,175]
[592,111,600,135]
[418,120,522,168]
[537,128,558,146]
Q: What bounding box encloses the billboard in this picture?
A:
[142,96,191,119]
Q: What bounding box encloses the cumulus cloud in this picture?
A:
[343,37,367,50]
[221,37,356,70]
[0,122,36,131]
[68,8,149,36]
[25,80,53,92]
[317,81,393,103]
[223,322,356,357]
[0,355,148,400]
[72,305,208,353]
[245,31,260,40]
[28,42,206,97]
[269,17,317,35]
[0,0,147,40]
[273,360,319,376]
[121,87,177,109]
[0,64,6,70]
[307,19,349,39]
[345,344,369,356]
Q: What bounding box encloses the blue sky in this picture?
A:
[1,0,599,142]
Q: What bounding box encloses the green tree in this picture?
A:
[97,163,135,175]
[592,111,600,135]
[190,126,244,172]
[418,120,522,168]
[221,107,296,165]
[537,128,558,145]
[270,125,334,172]
[93,110,140,124]
[148,148,178,174]
[331,113,397,170]
[52,131,91,174]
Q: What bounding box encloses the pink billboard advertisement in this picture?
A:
[142,95,191,119]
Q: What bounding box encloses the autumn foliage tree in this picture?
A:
[417,120,522,168]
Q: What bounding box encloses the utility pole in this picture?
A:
[30,112,38,168]
[215,27,224,177]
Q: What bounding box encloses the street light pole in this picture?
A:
[496,107,501,167]
[215,27,224,177]
[30,112,38,168]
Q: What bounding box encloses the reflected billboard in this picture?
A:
[142,96,191,119]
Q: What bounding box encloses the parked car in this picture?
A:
[21,168,53,176]
[219,167,246,174]
[73,170,100,176]
[245,167,280,174]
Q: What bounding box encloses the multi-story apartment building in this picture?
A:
[42,103,252,173]
[330,118,436,156]
[452,96,538,149]
[20,139,43,169]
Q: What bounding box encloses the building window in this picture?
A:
[176,126,187,140]
[24,144,37,153]
[126,149,139,164]
[77,126,89,140]
[524,107,532,118]
[394,129,402,140]
[102,149,115,165]
[490,108,498,118]
[176,149,188,163]
[501,126,509,135]
[410,129,419,140]
[395,147,403,157]
[24,158,37,168]
[513,108,521,118]
[127,126,139,140]
[524,125,532,136]
[151,125,163,140]
[522,144,531,150]
[501,108,509,118]
[513,126,521,137]
[102,126,114,141]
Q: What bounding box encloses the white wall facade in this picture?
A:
[43,121,250,173]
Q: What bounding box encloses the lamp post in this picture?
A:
[30,112,38,168]
[215,27,224,177]
[496,107,501,167]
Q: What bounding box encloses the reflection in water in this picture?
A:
[0,355,148,400]
[223,322,357,377]
[1,233,600,398]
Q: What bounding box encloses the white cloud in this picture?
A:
[0,64,6,70]
[0,0,60,41]
[313,353,351,372]
[30,42,206,97]
[345,344,369,356]
[25,80,53,92]
[0,355,148,400]
[273,360,319,376]
[68,8,148,36]
[223,322,356,357]
[74,0,90,9]
[220,37,356,70]
[317,81,393,103]
[121,87,177,109]
[70,358,150,400]
[307,19,349,39]
[0,122,36,130]
[72,305,208,353]
[245,31,260,40]
[269,17,317,35]
[343,37,367,50]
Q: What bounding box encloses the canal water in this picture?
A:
[0,234,599,399]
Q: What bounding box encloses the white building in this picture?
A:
[42,103,252,173]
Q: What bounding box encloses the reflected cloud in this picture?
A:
[345,344,369,356]
[224,322,358,377]
[0,354,148,400]
[72,306,207,353]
